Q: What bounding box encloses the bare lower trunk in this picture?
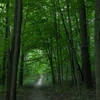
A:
[19,52,24,87]
[79,0,92,88]
[95,0,100,99]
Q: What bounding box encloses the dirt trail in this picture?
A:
[17,87,51,100]
[17,76,51,100]
[0,76,51,100]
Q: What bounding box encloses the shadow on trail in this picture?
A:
[18,87,51,100]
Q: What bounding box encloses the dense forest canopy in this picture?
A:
[0,0,100,100]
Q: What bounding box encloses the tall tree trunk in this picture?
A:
[52,0,62,85]
[95,0,100,99]
[6,0,23,100]
[2,1,10,86]
[79,0,92,88]
[11,0,22,99]
[55,12,61,85]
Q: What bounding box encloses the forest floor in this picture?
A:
[0,84,96,100]
[0,77,96,100]
[17,80,96,100]
[0,85,96,100]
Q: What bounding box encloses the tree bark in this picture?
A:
[2,1,10,86]
[2,54,6,85]
[79,0,92,88]
[95,0,100,99]
[19,52,24,87]
[46,39,56,85]
[6,0,23,100]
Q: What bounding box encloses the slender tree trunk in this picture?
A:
[11,0,22,99]
[79,0,92,88]
[59,46,63,82]
[52,0,62,85]
[19,51,24,87]
[46,39,56,84]
[2,1,10,86]
[95,0,100,99]
[5,2,11,100]
[55,13,61,85]
[2,54,6,85]
[6,49,12,100]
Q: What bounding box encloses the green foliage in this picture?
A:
[0,0,95,93]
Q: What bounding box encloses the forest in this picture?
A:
[0,0,100,100]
